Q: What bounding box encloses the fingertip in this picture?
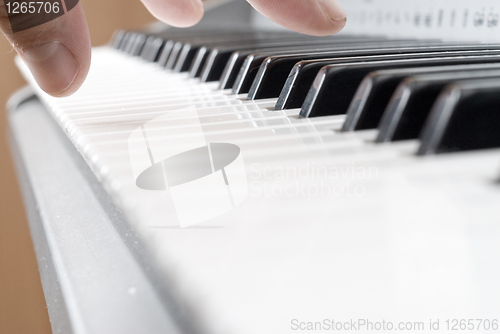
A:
[315,16,347,37]
[317,0,347,35]
[141,0,204,28]
[249,0,347,36]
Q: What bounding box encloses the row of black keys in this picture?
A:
[112,29,500,155]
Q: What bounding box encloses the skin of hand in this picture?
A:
[0,0,346,97]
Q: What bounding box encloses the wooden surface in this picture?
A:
[0,1,154,332]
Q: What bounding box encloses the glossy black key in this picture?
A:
[418,79,500,155]
[195,36,387,82]
[247,43,490,101]
[189,46,212,78]
[117,32,130,52]
[180,35,336,76]
[164,31,299,70]
[184,32,319,75]
[300,52,500,118]
[343,63,500,133]
[130,34,147,56]
[230,38,401,95]
[165,41,187,69]
[201,43,353,83]
[143,37,166,62]
[111,30,126,50]
[139,36,155,59]
[376,68,500,143]
[122,32,138,53]
[130,28,245,64]
[278,45,500,111]
[157,40,176,67]
[155,30,283,68]
[174,42,206,72]
[197,36,358,81]
[215,37,393,89]
[140,36,162,61]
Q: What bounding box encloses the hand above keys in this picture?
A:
[0,0,346,97]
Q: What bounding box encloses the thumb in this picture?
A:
[1,2,91,97]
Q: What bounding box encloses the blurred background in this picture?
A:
[0,1,155,332]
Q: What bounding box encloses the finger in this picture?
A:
[140,0,204,28]
[248,0,347,36]
[0,3,91,97]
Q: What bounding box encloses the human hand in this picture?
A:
[0,0,346,97]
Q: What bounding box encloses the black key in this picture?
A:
[130,28,247,63]
[139,36,155,59]
[157,40,176,67]
[189,46,212,78]
[343,63,500,133]
[117,31,130,52]
[121,32,136,53]
[201,43,352,83]
[140,36,162,61]
[300,52,500,118]
[216,37,395,89]
[111,30,126,50]
[248,43,487,101]
[142,37,166,62]
[376,68,500,143]
[343,66,478,133]
[130,34,147,56]
[155,30,280,68]
[174,42,205,72]
[418,79,500,155]
[165,41,186,69]
[160,40,202,68]
[184,33,315,75]
[125,32,148,55]
[164,31,299,70]
[197,36,359,81]
[179,35,329,75]
[122,29,180,55]
[195,36,389,82]
[277,45,500,111]
[230,38,404,95]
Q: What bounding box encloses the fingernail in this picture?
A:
[318,0,347,21]
[22,41,80,96]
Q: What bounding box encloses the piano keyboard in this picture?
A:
[16,24,500,334]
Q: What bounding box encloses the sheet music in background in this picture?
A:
[341,0,500,42]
